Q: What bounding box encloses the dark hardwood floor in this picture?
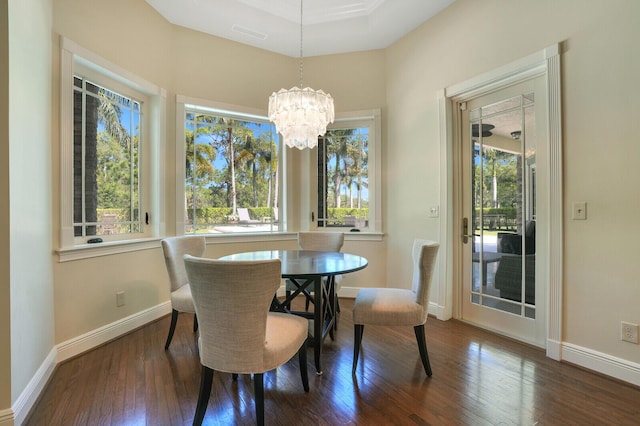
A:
[25,299,640,425]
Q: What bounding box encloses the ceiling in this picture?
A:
[145,0,456,57]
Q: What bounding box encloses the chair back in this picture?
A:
[237,208,251,222]
[411,239,439,321]
[298,232,344,252]
[161,236,206,292]
[183,255,282,373]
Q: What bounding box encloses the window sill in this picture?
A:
[56,231,384,262]
[343,230,384,241]
[57,237,162,262]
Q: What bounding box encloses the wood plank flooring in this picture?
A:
[25,299,640,425]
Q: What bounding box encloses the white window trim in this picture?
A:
[57,37,166,262]
[308,109,383,237]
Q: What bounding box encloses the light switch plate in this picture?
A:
[572,202,586,220]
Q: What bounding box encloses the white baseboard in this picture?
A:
[561,342,640,387]
[11,302,172,425]
[337,286,359,299]
[428,301,447,320]
[11,348,56,426]
[546,338,562,360]
[56,302,171,363]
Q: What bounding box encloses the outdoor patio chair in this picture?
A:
[237,208,260,225]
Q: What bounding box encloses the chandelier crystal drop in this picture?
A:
[268,87,334,150]
[268,0,335,150]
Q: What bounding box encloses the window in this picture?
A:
[72,76,142,238]
[59,37,164,255]
[315,110,381,232]
[181,102,281,234]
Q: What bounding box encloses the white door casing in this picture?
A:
[436,43,563,359]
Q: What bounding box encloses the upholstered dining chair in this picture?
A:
[352,239,439,376]
[184,255,309,426]
[286,231,345,314]
[160,236,205,349]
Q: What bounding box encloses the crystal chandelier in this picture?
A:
[268,0,334,150]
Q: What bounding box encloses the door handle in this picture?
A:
[462,217,472,244]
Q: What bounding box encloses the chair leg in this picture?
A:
[298,340,309,392]
[193,314,198,332]
[414,324,432,377]
[254,372,264,426]
[284,289,292,309]
[164,309,179,350]
[192,366,213,426]
[232,373,238,381]
[334,298,341,331]
[352,324,364,375]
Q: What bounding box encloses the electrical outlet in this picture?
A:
[620,321,639,344]
[116,291,125,307]
[428,206,439,218]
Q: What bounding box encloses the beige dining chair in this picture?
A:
[184,255,309,426]
[160,236,205,349]
[286,231,344,314]
[352,239,439,376]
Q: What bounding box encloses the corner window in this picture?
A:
[178,100,282,235]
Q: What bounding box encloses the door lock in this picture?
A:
[462,217,472,244]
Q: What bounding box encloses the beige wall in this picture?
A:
[384,0,640,363]
[1,0,11,418]
[8,0,55,416]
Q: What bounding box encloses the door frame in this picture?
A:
[435,43,563,360]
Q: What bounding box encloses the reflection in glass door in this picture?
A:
[461,77,545,346]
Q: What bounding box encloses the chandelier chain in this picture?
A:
[267,0,334,150]
[299,0,304,88]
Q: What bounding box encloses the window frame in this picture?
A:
[175,96,288,239]
[58,37,166,261]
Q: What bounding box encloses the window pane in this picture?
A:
[317,126,369,228]
[184,109,280,234]
[73,77,142,237]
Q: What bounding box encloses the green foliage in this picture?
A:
[475,207,517,219]
[185,207,275,225]
[473,148,519,209]
[327,208,368,220]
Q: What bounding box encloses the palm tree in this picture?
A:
[326,129,354,208]
[185,120,216,226]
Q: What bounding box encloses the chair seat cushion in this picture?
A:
[263,312,309,371]
[170,284,196,313]
[352,288,424,326]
